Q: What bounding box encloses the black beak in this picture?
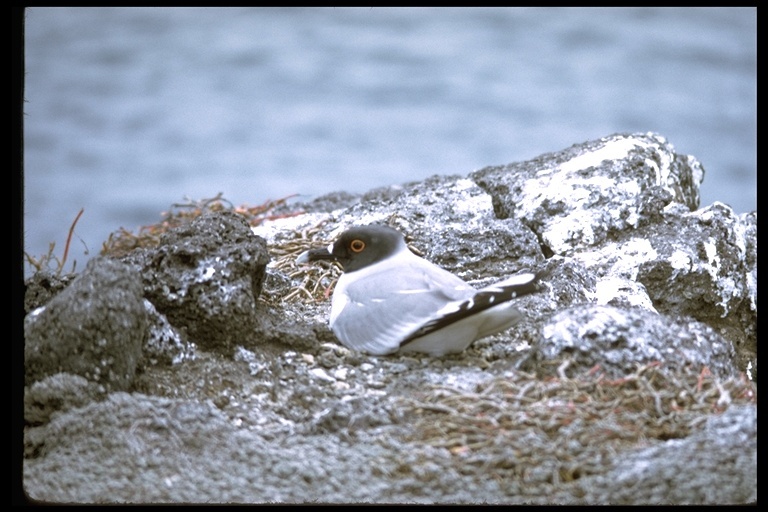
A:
[296,247,337,264]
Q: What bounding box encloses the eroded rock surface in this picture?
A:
[23,132,756,504]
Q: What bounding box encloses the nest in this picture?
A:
[98,193,341,304]
[264,224,342,304]
[400,362,756,491]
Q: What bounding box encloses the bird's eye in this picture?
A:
[350,239,366,253]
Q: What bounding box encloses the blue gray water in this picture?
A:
[23,7,756,276]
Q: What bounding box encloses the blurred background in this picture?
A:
[22,7,756,276]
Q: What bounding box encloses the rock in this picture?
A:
[141,299,196,366]
[295,190,361,213]
[120,210,270,352]
[24,257,146,392]
[529,304,738,379]
[24,373,107,426]
[635,204,757,374]
[24,393,241,502]
[563,201,756,378]
[255,134,753,378]
[23,271,76,313]
[471,132,704,255]
[266,174,546,281]
[23,132,756,504]
[561,405,756,504]
[249,303,338,352]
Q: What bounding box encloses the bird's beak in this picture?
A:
[296,246,337,265]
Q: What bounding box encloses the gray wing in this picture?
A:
[331,258,474,355]
[399,271,544,347]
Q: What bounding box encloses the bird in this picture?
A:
[296,224,546,356]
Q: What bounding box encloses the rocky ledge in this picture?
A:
[23,132,756,504]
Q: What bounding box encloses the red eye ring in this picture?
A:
[350,239,366,253]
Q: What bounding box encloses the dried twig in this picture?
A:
[396,363,756,488]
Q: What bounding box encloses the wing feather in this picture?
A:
[399,270,545,348]
[330,255,473,354]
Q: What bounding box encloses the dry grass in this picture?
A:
[401,362,756,488]
[100,193,305,258]
[266,224,342,303]
[97,193,341,304]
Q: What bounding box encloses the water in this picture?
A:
[22,7,756,276]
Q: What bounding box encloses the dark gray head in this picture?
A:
[298,224,408,273]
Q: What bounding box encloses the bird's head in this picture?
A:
[296,224,407,273]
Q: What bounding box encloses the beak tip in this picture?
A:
[295,250,312,265]
[296,248,335,265]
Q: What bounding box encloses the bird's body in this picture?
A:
[297,225,544,356]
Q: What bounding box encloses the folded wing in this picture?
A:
[331,258,474,355]
[398,271,544,349]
